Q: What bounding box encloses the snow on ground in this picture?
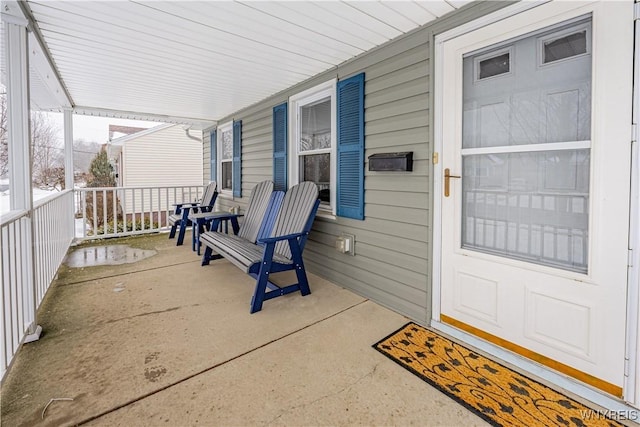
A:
[0,178,8,214]
[1,179,62,215]
[1,179,88,237]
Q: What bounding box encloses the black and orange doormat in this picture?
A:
[373,323,622,427]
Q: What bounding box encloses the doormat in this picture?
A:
[373,323,622,427]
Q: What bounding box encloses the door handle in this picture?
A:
[444,168,461,197]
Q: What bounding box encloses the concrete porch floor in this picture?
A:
[1,233,487,426]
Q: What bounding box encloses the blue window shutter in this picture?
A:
[337,73,365,220]
[272,103,288,191]
[210,129,217,182]
[233,120,242,198]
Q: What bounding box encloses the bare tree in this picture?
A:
[0,91,64,189]
[31,111,63,189]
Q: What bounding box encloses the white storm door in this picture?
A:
[439,1,633,397]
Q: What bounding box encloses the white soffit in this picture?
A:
[2,2,71,110]
[22,0,470,122]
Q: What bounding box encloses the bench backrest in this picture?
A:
[256,191,285,242]
[201,181,218,207]
[238,180,275,242]
[270,181,320,259]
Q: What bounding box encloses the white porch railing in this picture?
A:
[1,190,75,380]
[33,191,75,303]
[1,185,205,380]
[75,185,206,239]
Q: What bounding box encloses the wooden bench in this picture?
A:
[200,182,320,313]
[198,180,275,257]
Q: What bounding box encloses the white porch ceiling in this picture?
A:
[9,1,470,126]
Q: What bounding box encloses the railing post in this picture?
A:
[3,14,41,341]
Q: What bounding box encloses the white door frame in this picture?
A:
[432,0,640,409]
[626,1,640,407]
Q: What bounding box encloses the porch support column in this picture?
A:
[2,14,41,340]
[63,108,74,190]
[63,108,75,238]
[4,16,32,212]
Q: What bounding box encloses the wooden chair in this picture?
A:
[200,181,320,313]
[168,181,217,246]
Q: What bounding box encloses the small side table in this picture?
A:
[188,211,244,255]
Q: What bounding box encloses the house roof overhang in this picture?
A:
[2,0,471,128]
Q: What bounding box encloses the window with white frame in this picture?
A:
[289,79,337,213]
[217,121,233,192]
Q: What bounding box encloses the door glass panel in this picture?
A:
[461,18,591,273]
[543,30,587,64]
[478,52,510,79]
[462,150,589,273]
[463,19,591,149]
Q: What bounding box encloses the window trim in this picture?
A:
[217,120,233,195]
[537,21,591,67]
[209,129,217,183]
[288,79,337,214]
[473,46,513,83]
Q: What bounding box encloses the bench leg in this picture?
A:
[202,245,213,266]
[191,223,197,252]
[249,241,311,313]
[201,245,223,266]
[250,246,275,314]
[250,271,269,313]
[291,251,311,297]
[176,221,187,246]
[200,218,220,255]
[169,223,177,239]
[287,239,311,296]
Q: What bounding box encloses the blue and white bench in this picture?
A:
[200,181,320,313]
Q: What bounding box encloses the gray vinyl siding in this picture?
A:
[204,2,511,323]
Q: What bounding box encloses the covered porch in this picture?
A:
[2,0,640,424]
[0,0,468,377]
[1,232,485,426]
[1,0,481,385]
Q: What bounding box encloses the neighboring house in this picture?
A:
[109,124,204,217]
[203,0,637,406]
[108,124,147,141]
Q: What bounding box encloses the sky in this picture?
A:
[4,81,157,144]
[1,114,161,214]
[46,112,160,145]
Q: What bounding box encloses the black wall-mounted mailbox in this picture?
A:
[368,152,413,172]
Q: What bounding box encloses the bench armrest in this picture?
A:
[172,201,201,208]
[257,231,307,244]
[202,212,243,221]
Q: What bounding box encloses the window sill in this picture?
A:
[316,211,337,221]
